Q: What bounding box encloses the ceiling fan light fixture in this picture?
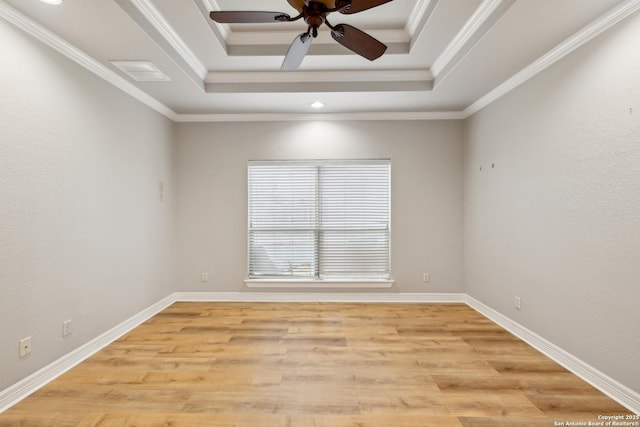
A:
[311,101,325,109]
[40,0,63,4]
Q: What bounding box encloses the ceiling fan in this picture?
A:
[210,0,393,70]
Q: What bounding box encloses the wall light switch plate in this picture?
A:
[63,319,72,337]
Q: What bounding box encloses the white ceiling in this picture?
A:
[1,0,639,121]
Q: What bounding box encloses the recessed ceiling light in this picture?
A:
[310,101,325,109]
[40,0,63,4]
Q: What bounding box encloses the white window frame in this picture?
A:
[245,159,393,289]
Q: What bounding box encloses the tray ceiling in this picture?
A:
[1,0,638,121]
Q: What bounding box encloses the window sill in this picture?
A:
[244,279,395,289]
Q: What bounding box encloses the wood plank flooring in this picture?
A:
[0,302,632,426]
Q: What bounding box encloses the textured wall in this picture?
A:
[175,120,464,294]
[464,11,640,392]
[0,20,176,390]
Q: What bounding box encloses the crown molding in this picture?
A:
[4,0,639,123]
[206,80,432,93]
[463,0,640,118]
[406,0,438,49]
[126,0,208,80]
[204,68,433,93]
[206,69,433,84]
[406,0,433,36]
[113,0,207,90]
[431,0,516,86]
[431,0,505,77]
[0,0,178,121]
[226,28,408,46]
[175,111,466,123]
[202,0,425,57]
[197,0,228,49]
[226,29,411,56]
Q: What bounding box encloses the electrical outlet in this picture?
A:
[63,319,72,337]
[19,337,32,358]
[201,272,209,282]
[515,296,522,310]
[423,273,430,282]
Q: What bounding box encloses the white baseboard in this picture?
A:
[1,292,637,415]
[464,295,640,415]
[172,291,466,303]
[0,294,175,413]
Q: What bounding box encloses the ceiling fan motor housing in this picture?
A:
[304,2,329,30]
[287,0,337,12]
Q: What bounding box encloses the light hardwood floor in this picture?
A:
[0,302,632,426]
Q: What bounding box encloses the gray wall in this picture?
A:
[463,11,640,392]
[3,0,639,404]
[175,120,464,294]
[0,19,176,390]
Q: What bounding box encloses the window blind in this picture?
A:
[248,160,390,280]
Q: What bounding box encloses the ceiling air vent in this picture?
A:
[110,60,170,82]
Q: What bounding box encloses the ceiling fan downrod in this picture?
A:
[300,1,358,38]
[303,1,329,37]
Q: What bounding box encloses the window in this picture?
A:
[248,160,391,283]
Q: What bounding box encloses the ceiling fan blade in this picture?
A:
[340,0,393,14]
[281,33,313,71]
[209,11,290,23]
[331,24,387,61]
